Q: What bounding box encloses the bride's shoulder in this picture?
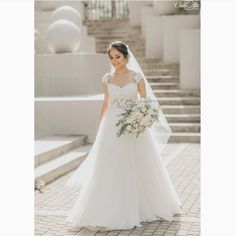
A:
[102,72,112,84]
[130,71,144,83]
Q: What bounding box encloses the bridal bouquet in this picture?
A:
[115,97,159,138]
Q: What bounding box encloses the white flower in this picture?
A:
[125,118,131,124]
[140,116,149,126]
[35,179,46,193]
[127,125,133,131]
[116,98,159,137]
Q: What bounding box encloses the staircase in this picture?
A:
[84,19,200,143]
[35,135,92,185]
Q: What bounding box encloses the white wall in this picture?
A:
[128,1,152,26]
[163,15,200,63]
[35,10,55,24]
[141,6,155,37]
[35,54,110,96]
[180,29,200,89]
[35,95,104,142]
[145,15,164,59]
[144,14,200,62]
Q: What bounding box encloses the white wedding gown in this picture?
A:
[65,71,182,231]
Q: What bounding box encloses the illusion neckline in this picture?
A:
[107,82,137,89]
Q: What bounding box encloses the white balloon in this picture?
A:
[46,19,81,53]
[153,1,177,15]
[52,5,82,28]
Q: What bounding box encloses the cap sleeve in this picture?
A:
[134,72,144,84]
[102,73,110,85]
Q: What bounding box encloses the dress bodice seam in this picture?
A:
[107,82,138,89]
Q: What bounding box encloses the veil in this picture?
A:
[111,48,173,157]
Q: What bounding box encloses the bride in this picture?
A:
[65,41,182,231]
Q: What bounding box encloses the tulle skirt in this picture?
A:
[65,107,182,231]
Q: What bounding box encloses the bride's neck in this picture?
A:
[114,67,130,76]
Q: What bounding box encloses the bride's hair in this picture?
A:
[107,41,129,59]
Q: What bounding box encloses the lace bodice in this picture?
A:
[102,71,144,109]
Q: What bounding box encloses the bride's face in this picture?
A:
[108,48,127,71]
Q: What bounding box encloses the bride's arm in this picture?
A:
[96,83,111,133]
[138,79,147,98]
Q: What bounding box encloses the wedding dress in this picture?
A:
[65,70,182,231]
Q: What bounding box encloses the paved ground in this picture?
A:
[35,144,200,236]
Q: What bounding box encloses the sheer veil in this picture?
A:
[111,47,173,157]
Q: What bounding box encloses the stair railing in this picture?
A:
[82,0,129,20]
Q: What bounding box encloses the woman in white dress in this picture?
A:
[65,41,182,231]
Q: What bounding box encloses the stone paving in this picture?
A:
[35,144,200,236]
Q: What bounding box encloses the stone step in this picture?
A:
[146,75,179,83]
[86,25,137,29]
[169,123,200,133]
[84,19,129,23]
[136,58,163,63]
[86,22,139,26]
[132,51,144,55]
[161,105,200,114]
[98,50,145,57]
[96,42,144,47]
[158,97,200,105]
[96,37,141,42]
[92,33,141,38]
[96,41,144,46]
[85,22,135,26]
[165,114,200,123]
[143,69,179,76]
[35,144,92,185]
[85,23,130,28]
[86,22,132,26]
[144,63,179,70]
[85,24,139,29]
[97,45,144,50]
[89,33,141,39]
[154,89,200,97]
[96,45,145,52]
[95,36,143,41]
[86,25,139,29]
[96,39,141,45]
[88,29,139,34]
[169,132,200,143]
[35,135,88,168]
[149,82,179,89]
[95,38,143,43]
[96,38,141,42]
[97,47,145,54]
[142,63,181,70]
[88,26,140,30]
[144,62,179,71]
